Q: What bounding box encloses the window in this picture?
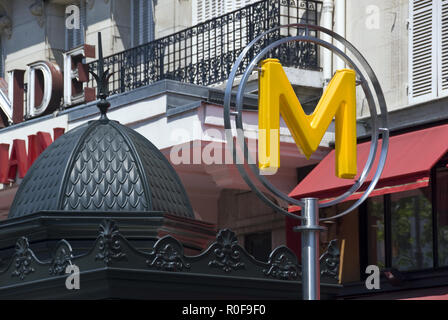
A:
[131,0,155,46]
[362,162,448,273]
[390,189,433,271]
[436,167,448,266]
[245,232,271,262]
[408,0,448,104]
[366,196,386,269]
[65,0,86,51]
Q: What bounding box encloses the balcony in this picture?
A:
[88,0,322,96]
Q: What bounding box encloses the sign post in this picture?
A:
[295,198,325,300]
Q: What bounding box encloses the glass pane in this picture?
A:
[437,167,448,266]
[367,196,385,269]
[391,188,433,271]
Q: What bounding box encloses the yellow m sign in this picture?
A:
[258,58,357,179]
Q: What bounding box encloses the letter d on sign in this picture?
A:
[65,264,80,290]
[365,265,380,290]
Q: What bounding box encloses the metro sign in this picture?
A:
[258,58,357,179]
[0,45,96,127]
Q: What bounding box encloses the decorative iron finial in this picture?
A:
[89,32,112,120]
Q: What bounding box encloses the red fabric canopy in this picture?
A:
[289,124,448,208]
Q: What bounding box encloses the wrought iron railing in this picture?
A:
[88,0,322,96]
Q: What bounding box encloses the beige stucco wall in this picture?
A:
[346,0,409,115]
[3,1,60,73]
[154,0,192,39]
[85,0,131,57]
[1,0,131,74]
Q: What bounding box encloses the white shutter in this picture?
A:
[142,0,148,44]
[225,0,237,13]
[438,0,448,97]
[193,0,258,25]
[409,0,437,104]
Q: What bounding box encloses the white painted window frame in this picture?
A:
[409,0,448,104]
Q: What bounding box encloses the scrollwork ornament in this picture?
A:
[320,240,340,280]
[49,240,74,276]
[11,237,35,280]
[208,229,245,273]
[263,247,300,280]
[95,219,127,266]
[146,237,191,272]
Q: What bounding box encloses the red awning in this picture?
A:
[289,124,448,208]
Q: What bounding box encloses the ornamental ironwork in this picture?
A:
[208,229,245,273]
[88,0,322,95]
[49,240,74,276]
[320,239,341,280]
[95,219,127,266]
[146,236,191,272]
[264,246,301,280]
[11,237,35,280]
[0,219,341,290]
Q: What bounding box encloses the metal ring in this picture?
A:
[223,24,389,221]
[235,36,378,208]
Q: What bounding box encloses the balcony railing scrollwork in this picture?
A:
[88,0,322,96]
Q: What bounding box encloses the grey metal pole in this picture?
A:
[294,198,325,300]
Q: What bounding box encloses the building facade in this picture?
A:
[0,0,447,299]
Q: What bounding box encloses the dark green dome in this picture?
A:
[9,118,194,219]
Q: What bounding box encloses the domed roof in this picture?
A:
[9,118,194,219]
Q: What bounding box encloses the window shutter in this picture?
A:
[132,0,139,46]
[148,0,155,42]
[224,0,256,13]
[409,0,437,104]
[225,0,237,13]
[438,0,448,97]
[79,0,86,45]
[132,0,154,46]
[66,23,74,51]
[193,0,215,24]
[193,0,257,25]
